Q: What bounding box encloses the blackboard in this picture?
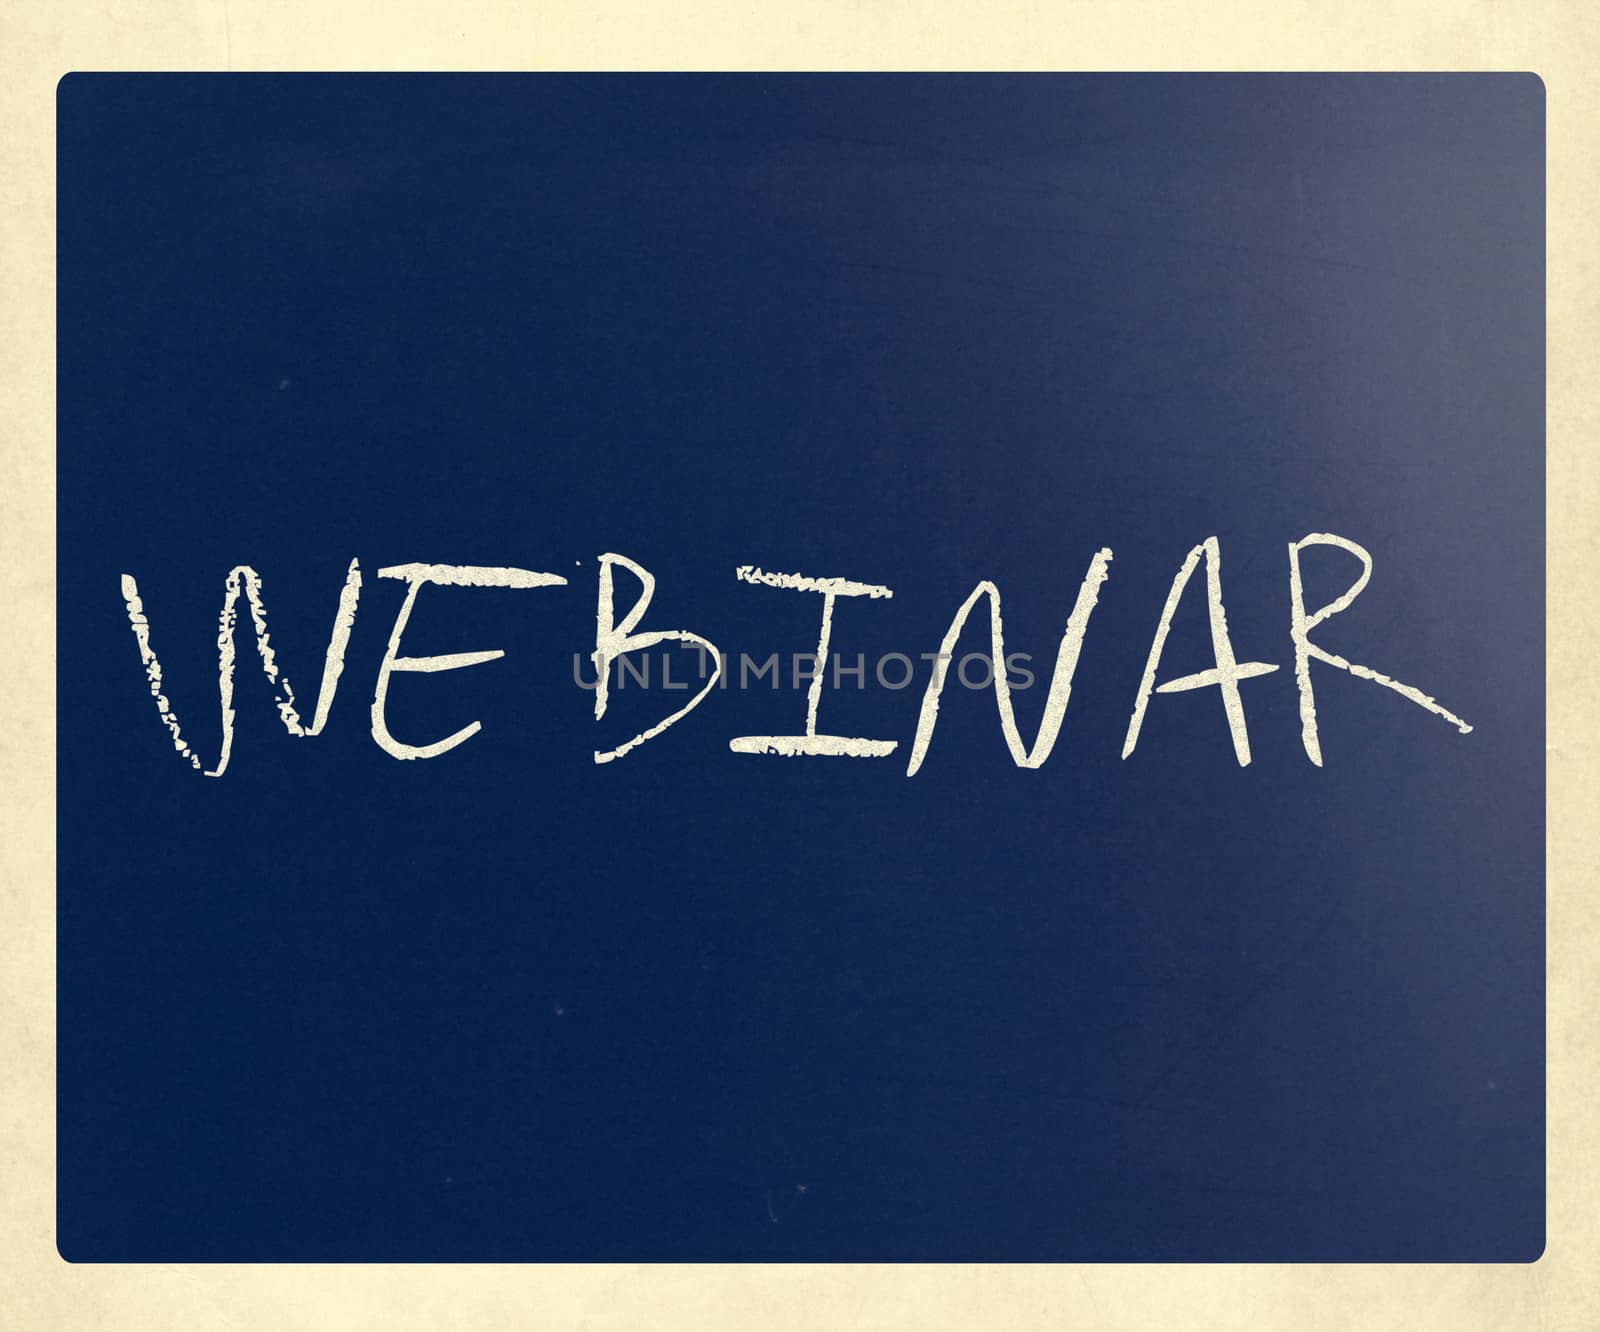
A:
[57,74,1544,1260]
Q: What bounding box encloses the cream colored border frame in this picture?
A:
[3,4,1594,1327]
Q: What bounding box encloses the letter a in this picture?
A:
[1123,537,1278,766]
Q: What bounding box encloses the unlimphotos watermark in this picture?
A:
[571,649,1036,692]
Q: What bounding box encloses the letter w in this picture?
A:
[120,560,363,776]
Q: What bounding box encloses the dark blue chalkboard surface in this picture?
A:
[57,74,1543,1261]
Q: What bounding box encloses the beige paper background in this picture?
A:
[3,3,1594,1326]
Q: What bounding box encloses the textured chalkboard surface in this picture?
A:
[57,74,1543,1260]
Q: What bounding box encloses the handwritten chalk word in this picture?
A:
[119,533,1472,777]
